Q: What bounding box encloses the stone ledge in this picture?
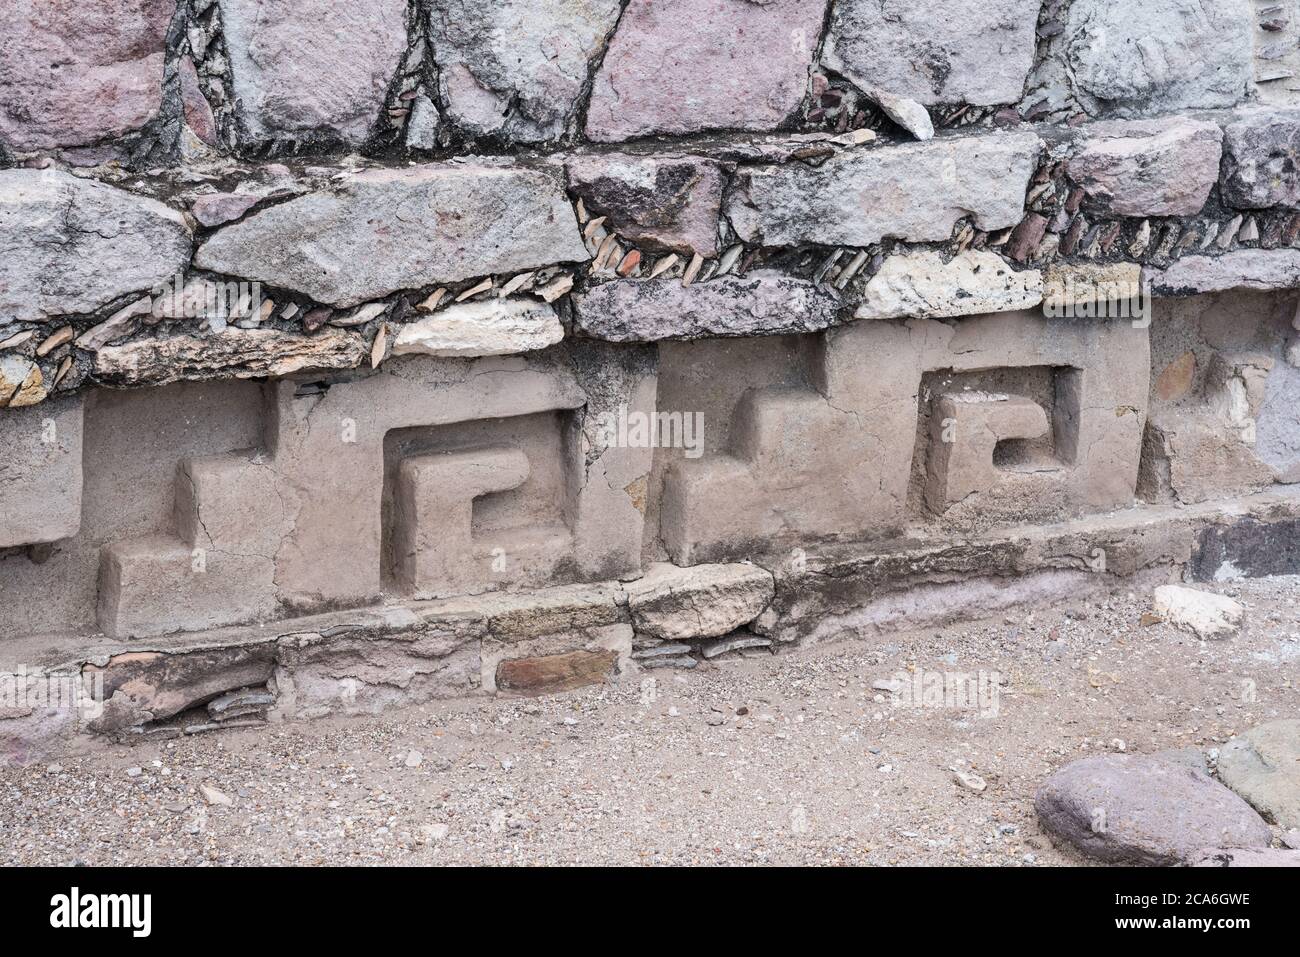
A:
[754,488,1300,645]
[5,488,1297,764]
[1147,249,1300,295]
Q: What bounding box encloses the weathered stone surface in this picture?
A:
[565,154,724,256]
[1042,262,1143,316]
[1004,212,1047,263]
[1034,755,1272,865]
[1148,250,1300,295]
[727,132,1039,247]
[84,644,277,732]
[1172,336,1277,486]
[1191,518,1300,581]
[0,396,83,548]
[217,0,409,146]
[823,0,1039,107]
[1258,357,1300,483]
[481,621,630,691]
[92,329,368,386]
[1220,108,1300,210]
[585,0,827,141]
[1033,0,1255,118]
[392,299,564,358]
[0,330,35,351]
[0,169,191,323]
[0,0,174,151]
[625,563,775,641]
[1141,408,1278,507]
[496,649,617,695]
[1152,585,1244,639]
[1067,118,1224,217]
[1154,747,1212,773]
[855,251,1043,320]
[207,688,274,722]
[195,164,588,307]
[0,682,81,766]
[149,281,228,323]
[0,356,46,408]
[699,633,771,659]
[572,273,840,342]
[76,297,153,351]
[278,628,482,717]
[405,94,440,151]
[426,0,621,144]
[1218,720,1300,829]
[434,582,626,640]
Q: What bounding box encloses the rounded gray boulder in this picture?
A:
[1035,754,1272,865]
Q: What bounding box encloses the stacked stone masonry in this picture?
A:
[3,0,1300,760]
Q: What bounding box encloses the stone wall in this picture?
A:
[3,0,1300,759]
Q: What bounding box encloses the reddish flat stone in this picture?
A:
[496,649,617,695]
[178,54,219,146]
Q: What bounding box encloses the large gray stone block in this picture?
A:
[426,0,621,144]
[1148,250,1300,295]
[572,273,840,342]
[195,163,588,306]
[0,169,192,323]
[217,0,409,147]
[823,0,1039,107]
[1031,0,1254,118]
[854,250,1043,320]
[625,562,774,641]
[391,299,564,358]
[726,132,1040,247]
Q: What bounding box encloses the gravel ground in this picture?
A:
[3,576,1298,866]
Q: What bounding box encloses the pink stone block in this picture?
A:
[585,0,826,141]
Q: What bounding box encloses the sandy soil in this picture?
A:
[2,575,1297,866]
